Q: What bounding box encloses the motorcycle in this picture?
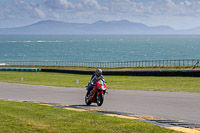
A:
[85,79,107,106]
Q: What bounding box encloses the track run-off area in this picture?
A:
[0,82,200,133]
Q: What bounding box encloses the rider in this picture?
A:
[87,68,106,95]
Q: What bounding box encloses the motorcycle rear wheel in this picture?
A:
[85,93,92,105]
[97,94,104,106]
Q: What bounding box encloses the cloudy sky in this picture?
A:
[1,0,200,29]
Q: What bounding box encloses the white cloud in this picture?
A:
[180,1,191,6]
[34,8,45,19]
[82,0,101,10]
[1,0,200,29]
[44,0,74,10]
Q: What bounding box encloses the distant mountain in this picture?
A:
[0,20,89,34]
[0,19,179,34]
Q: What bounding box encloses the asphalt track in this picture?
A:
[0,82,200,125]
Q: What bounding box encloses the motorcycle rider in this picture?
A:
[87,68,106,95]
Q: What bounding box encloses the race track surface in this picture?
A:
[0,82,199,125]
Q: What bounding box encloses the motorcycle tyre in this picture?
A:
[85,93,92,105]
[97,94,104,106]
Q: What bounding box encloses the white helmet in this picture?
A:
[96,68,102,77]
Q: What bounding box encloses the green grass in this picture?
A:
[0,100,178,133]
[0,71,200,92]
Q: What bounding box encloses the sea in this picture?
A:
[0,34,199,62]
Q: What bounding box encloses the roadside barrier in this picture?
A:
[0,68,40,72]
[41,69,200,77]
[1,67,199,76]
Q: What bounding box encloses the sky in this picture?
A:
[1,0,200,30]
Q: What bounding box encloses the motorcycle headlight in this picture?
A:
[100,86,105,90]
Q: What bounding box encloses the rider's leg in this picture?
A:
[87,85,92,95]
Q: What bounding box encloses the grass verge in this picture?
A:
[0,100,178,133]
[0,71,200,92]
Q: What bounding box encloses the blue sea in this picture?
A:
[0,34,199,62]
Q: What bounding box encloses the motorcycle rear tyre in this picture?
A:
[97,94,104,106]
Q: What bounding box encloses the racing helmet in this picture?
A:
[96,68,102,77]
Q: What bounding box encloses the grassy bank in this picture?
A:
[0,100,177,133]
[0,71,200,92]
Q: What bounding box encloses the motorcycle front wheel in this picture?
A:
[97,94,104,106]
[85,92,92,105]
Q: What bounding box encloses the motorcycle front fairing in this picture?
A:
[96,80,107,95]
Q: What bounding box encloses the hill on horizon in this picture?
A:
[0,20,198,34]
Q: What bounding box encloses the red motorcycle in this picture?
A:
[85,79,107,106]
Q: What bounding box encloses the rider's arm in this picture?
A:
[89,74,96,85]
[101,75,106,83]
[90,76,97,85]
[91,73,95,80]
